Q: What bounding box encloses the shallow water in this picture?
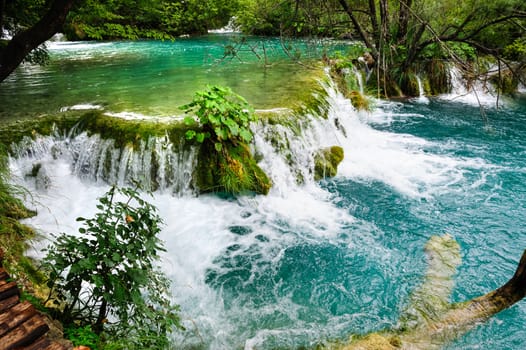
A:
[0,36,334,121]
[2,37,526,349]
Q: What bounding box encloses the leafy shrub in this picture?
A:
[65,325,101,350]
[503,38,526,61]
[182,86,271,195]
[43,186,182,347]
[181,85,257,152]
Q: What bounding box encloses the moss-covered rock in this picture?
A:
[0,111,85,148]
[490,69,519,95]
[194,141,271,195]
[422,59,451,95]
[0,148,41,287]
[76,112,191,150]
[314,146,344,180]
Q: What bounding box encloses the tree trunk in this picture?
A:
[398,0,413,43]
[95,299,108,334]
[338,0,377,57]
[379,0,390,44]
[0,0,75,83]
[367,0,379,45]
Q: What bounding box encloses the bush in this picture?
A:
[43,186,182,348]
[182,85,257,153]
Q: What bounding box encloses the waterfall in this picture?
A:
[10,131,198,195]
[440,66,498,106]
[8,75,470,200]
[208,17,240,34]
[352,67,364,94]
[415,75,429,104]
[8,73,503,350]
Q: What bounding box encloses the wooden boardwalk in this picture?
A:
[0,250,68,350]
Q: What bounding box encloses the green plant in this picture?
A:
[182,86,271,195]
[181,85,257,152]
[65,325,101,350]
[43,186,182,347]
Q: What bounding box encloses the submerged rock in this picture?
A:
[326,234,526,350]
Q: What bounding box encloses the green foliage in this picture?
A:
[42,186,182,347]
[420,42,477,62]
[2,0,48,36]
[182,86,271,195]
[181,85,257,152]
[65,325,101,350]
[503,38,526,61]
[235,0,348,37]
[65,0,241,40]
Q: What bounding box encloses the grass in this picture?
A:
[0,144,45,289]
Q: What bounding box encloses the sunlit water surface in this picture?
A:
[2,37,526,349]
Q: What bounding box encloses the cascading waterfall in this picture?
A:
[352,67,364,94]
[441,66,499,106]
[415,75,429,104]
[10,130,198,195]
[8,78,352,199]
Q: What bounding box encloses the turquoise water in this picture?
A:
[3,37,526,349]
[330,100,526,349]
[0,36,333,121]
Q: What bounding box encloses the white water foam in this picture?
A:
[439,66,499,107]
[319,81,491,198]
[10,137,361,349]
[208,17,241,34]
[59,104,104,112]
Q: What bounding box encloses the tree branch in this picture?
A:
[338,0,377,56]
[0,0,75,83]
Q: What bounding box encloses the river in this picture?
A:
[2,36,526,349]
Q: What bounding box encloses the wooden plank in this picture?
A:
[17,336,51,350]
[0,267,8,280]
[0,314,49,350]
[0,294,19,313]
[43,342,68,350]
[0,280,19,300]
[0,301,37,338]
[19,336,68,350]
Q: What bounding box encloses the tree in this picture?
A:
[337,0,526,95]
[64,0,241,40]
[0,0,76,83]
